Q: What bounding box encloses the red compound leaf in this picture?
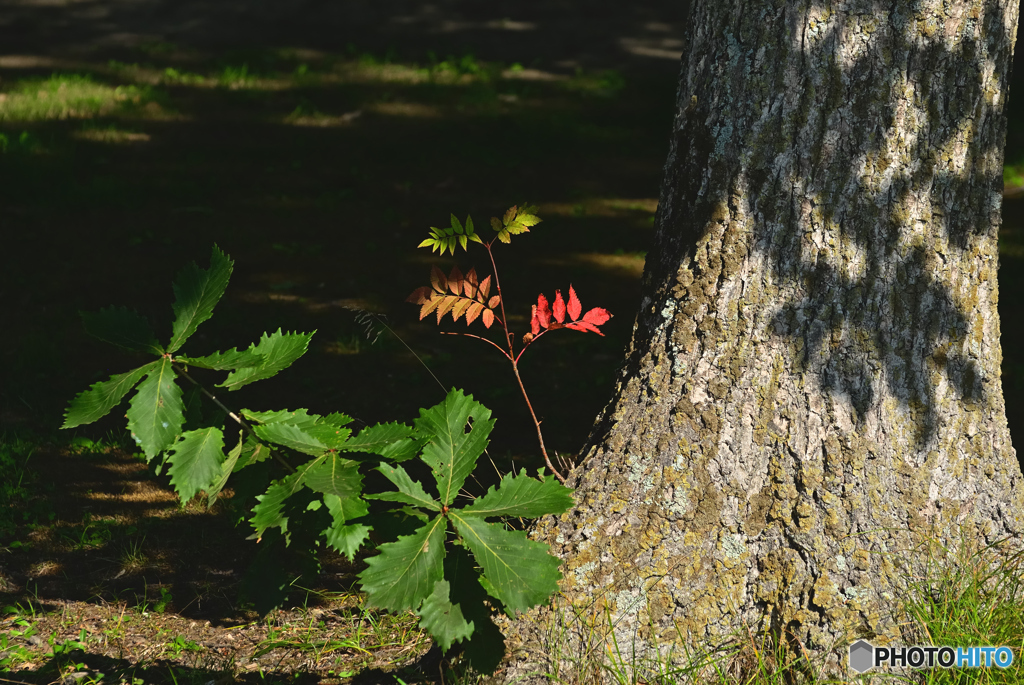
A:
[530,286,612,337]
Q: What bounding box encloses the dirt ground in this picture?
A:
[3,3,1024,683]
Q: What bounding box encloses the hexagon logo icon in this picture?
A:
[849,640,874,673]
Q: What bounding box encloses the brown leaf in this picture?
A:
[430,265,447,293]
[478,275,492,299]
[463,267,479,299]
[419,294,444,320]
[406,286,433,304]
[466,301,485,325]
[447,265,464,295]
[451,297,472,322]
[522,332,534,345]
[488,295,501,309]
[482,308,494,328]
[436,295,460,323]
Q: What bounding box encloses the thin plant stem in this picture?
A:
[440,330,511,360]
[362,312,448,395]
[485,241,516,357]
[511,361,565,484]
[173,362,296,474]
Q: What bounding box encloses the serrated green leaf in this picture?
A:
[220,329,314,391]
[368,463,440,511]
[62,362,157,429]
[325,521,372,561]
[126,358,185,460]
[415,389,495,506]
[303,455,362,500]
[253,422,327,456]
[81,306,163,354]
[339,422,422,461]
[176,348,263,370]
[459,469,573,518]
[490,217,502,232]
[167,245,233,354]
[497,229,511,244]
[241,407,320,428]
[469,232,483,244]
[166,427,225,504]
[449,513,562,614]
[304,424,352,449]
[323,491,369,523]
[234,434,272,472]
[417,580,474,651]
[207,432,243,508]
[358,517,446,612]
[451,214,464,234]
[465,215,475,235]
[418,238,435,249]
[323,412,353,428]
[251,472,303,540]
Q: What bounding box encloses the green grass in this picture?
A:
[0,73,151,122]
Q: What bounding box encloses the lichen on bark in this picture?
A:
[493,1,1024,682]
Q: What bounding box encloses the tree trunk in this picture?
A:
[497,1,1024,680]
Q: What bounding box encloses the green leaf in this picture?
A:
[220,329,315,390]
[167,245,233,353]
[81,307,163,354]
[302,455,363,501]
[465,215,475,236]
[358,517,447,612]
[323,412,353,428]
[450,214,464,234]
[241,407,320,429]
[234,434,272,472]
[459,469,574,518]
[323,494,371,561]
[253,422,327,456]
[207,431,243,507]
[340,422,422,461]
[251,472,303,540]
[303,424,352,449]
[62,362,157,429]
[416,580,474,651]
[325,521,372,561]
[368,463,441,511]
[415,389,495,506]
[176,347,263,370]
[166,427,225,504]
[125,358,185,460]
[449,513,562,614]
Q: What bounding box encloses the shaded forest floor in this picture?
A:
[4,9,1024,685]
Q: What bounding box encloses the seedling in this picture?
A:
[62,242,574,671]
[407,205,612,482]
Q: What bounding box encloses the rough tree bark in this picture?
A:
[496,0,1024,681]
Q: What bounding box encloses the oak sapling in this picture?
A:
[62,245,573,671]
[407,205,612,484]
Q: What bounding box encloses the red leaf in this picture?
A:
[567,284,582,321]
[448,265,464,295]
[536,294,551,328]
[488,295,501,309]
[531,304,541,335]
[482,308,494,328]
[566,321,605,336]
[430,265,447,293]
[582,307,612,326]
[406,286,433,304]
[478,275,492,299]
[553,290,566,323]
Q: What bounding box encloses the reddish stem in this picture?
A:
[441,331,512,361]
[510,360,566,484]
